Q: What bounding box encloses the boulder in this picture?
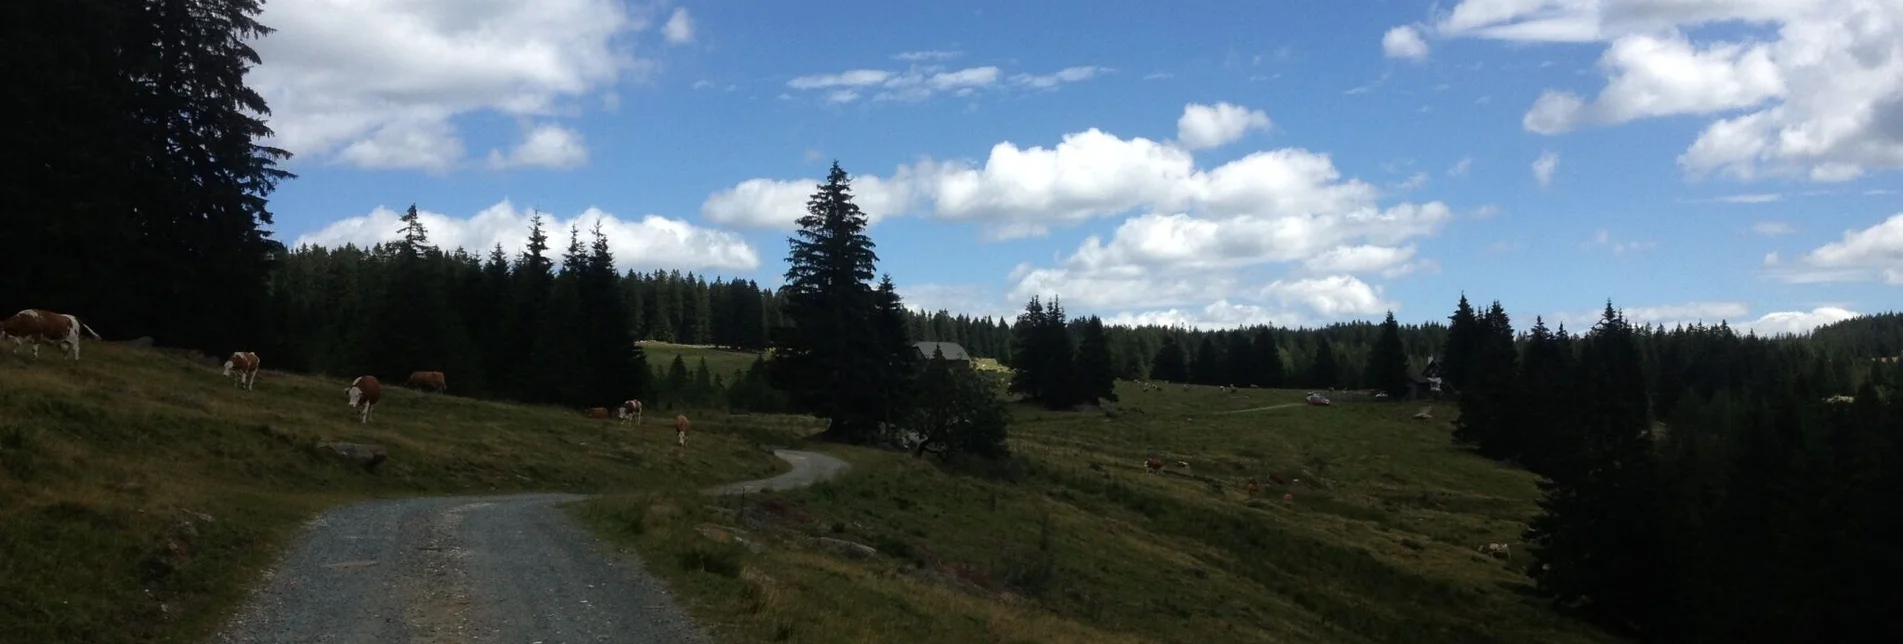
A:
[319,442,388,471]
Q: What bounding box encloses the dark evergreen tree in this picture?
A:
[1075,315,1118,404]
[1192,336,1224,385]
[1365,311,1411,398]
[1253,328,1284,387]
[766,162,905,443]
[1307,337,1340,389]
[1524,303,1662,635]
[581,222,648,405]
[1441,294,1482,394]
[1152,337,1190,383]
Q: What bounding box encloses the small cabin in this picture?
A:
[912,341,972,368]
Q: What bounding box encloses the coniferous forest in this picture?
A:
[5,0,1902,640]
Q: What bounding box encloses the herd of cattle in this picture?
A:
[4,307,695,444]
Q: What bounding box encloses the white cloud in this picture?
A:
[485,123,589,170]
[1752,220,1795,236]
[1413,0,1903,182]
[1768,212,1903,283]
[1582,228,1657,255]
[662,7,695,45]
[1739,307,1862,336]
[893,50,963,62]
[1551,300,1858,336]
[1103,300,1306,331]
[1383,25,1431,60]
[704,113,1454,324]
[1176,102,1273,150]
[294,200,760,272]
[1011,66,1112,89]
[249,0,655,172]
[1448,156,1473,177]
[1532,150,1559,187]
[783,63,1101,103]
[1723,193,1783,203]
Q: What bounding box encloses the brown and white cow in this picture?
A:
[222,351,261,390]
[585,407,610,419]
[674,413,690,446]
[1144,458,1164,474]
[616,399,643,425]
[345,375,382,423]
[405,370,447,393]
[1,308,101,360]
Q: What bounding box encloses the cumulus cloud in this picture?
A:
[703,108,1455,324]
[1383,25,1431,60]
[1766,212,1903,283]
[294,200,760,272]
[249,0,657,172]
[1176,102,1273,150]
[485,123,589,170]
[1411,0,1903,182]
[662,7,694,45]
[1532,150,1559,187]
[1547,300,1859,336]
[1100,277,1399,331]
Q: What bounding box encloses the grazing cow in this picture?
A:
[585,407,610,419]
[1177,460,1191,475]
[674,413,691,446]
[222,351,261,390]
[1144,458,1163,474]
[344,376,382,424]
[1,308,101,360]
[405,370,447,393]
[616,399,644,425]
[1245,478,1261,496]
[1479,543,1511,559]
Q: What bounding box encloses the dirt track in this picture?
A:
[208,449,849,643]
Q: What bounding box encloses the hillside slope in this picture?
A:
[0,341,807,644]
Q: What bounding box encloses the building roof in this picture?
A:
[912,341,971,361]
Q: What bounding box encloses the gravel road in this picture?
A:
[702,448,850,495]
[209,449,849,644]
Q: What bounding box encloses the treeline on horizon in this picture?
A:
[1436,296,1902,641]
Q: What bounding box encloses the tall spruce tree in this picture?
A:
[1516,317,1578,475]
[767,162,902,443]
[582,222,649,404]
[1253,328,1284,387]
[1452,301,1523,458]
[869,275,919,439]
[1076,315,1118,404]
[1152,337,1190,383]
[1365,311,1411,398]
[1193,336,1224,385]
[1006,296,1079,408]
[1524,303,1663,635]
[1441,294,1482,394]
[1307,337,1340,389]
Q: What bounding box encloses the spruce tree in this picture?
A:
[1365,311,1411,398]
[1076,315,1118,404]
[1441,294,1482,394]
[1307,337,1340,389]
[869,275,919,439]
[1524,303,1662,635]
[582,222,648,404]
[1253,328,1284,387]
[1152,337,1190,383]
[767,161,898,442]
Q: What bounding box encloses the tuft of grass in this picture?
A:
[0,341,814,644]
[574,381,1623,644]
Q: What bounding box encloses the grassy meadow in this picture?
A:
[642,341,764,382]
[573,382,1620,644]
[0,341,805,644]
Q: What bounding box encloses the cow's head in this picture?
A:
[223,359,236,377]
[346,385,364,408]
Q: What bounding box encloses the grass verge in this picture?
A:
[0,341,806,644]
[572,383,1622,644]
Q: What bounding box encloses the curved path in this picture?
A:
[208,449,849,644]
[1214,402,1304,415]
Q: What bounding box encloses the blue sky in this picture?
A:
[252,0,1901,335]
